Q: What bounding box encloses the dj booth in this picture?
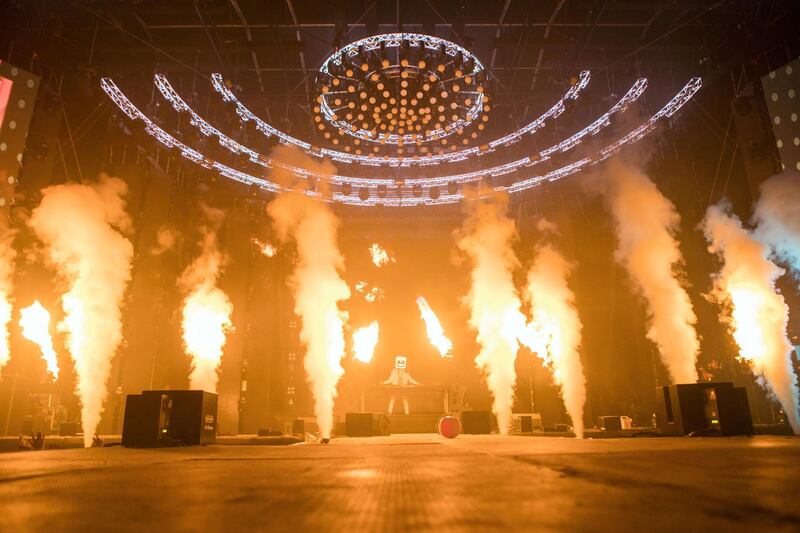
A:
[360,385,450,415]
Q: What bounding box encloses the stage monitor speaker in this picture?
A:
[657,382,753,436]
[122,393,165,448]
[345,412,391,437]
[597,416,622,431]
[461,410,492,434]
[122,390,218,447]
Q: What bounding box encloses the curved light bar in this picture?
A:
[320,33,485,76]
[158,73,641,188]
[212,70,590,166]
[102,77,700,206]
[101,78,279,192]
[506,77,703,193]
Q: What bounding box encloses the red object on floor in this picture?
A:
[438,415,461,439]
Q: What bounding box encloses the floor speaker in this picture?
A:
[657,382,753,436]
[345,412,391,436]
[122,390,218,447]
[461,411,492,434]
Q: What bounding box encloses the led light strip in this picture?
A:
[101,78,279,192]
[320,33,486,76]
[506,77,702,193]
[212,70,590,166]
[103,77,700,206]
[159,73,640,188]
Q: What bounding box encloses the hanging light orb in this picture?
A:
[316,33,488,151]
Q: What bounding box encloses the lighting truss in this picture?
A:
[103,75,700,206]
[154,73,642,189]
[505,77,703,194]
[101,78,279,192]
[319,33,486,76]
[211,70,590,167]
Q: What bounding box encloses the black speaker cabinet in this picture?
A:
[122,390,218,447]
[345,412,391,437]
[597,416,623,431]
[461,410,492,434]
[657,382,753,436]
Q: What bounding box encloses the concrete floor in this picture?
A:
[1,435,798,532]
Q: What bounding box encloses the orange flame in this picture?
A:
[416,296,453,357]
[19,301,60,379]
[182,287,233,392]
[369,243,395,267]
[252,238,277,257]
[352,321,379,363]
[354,281,384,302]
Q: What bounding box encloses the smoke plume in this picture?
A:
[267,147,350,440]
[456,192,528,435]
[179,205,233,393]
[150,224,178,255]
[753,171,800,279]
[606,159,700,383]
[703,202,800,433]
[29,176,133,446]
[525,221,586,437]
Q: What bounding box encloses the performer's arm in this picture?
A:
[382,369,397,385]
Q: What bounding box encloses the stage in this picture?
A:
[1,435,798,531]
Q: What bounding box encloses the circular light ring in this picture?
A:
[101,78,702,206]
[318,33,485,145]
[158,73,644,189]
[320,33,485,76]
[211,70,590,166]
[103,77,700,206]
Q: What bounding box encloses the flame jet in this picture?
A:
[369,243,395,267]
[0,243,12,372]
[524,221,586,438]
[606,159,700,383]
[352,321,379,363]
[29,176,133,447]
[753,171,800,280]
[416,296,453,358]
[252,238,277,257]
[179,205,233,393]
[456,192,529,435]
[0,178,14,371]
[267,146,350,441]
[19,301,59,379]
[703,202,800,434]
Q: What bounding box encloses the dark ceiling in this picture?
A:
[3,1,798,126]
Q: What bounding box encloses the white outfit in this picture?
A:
[383,367,421,415]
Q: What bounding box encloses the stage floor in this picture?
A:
[1,434,798,531]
